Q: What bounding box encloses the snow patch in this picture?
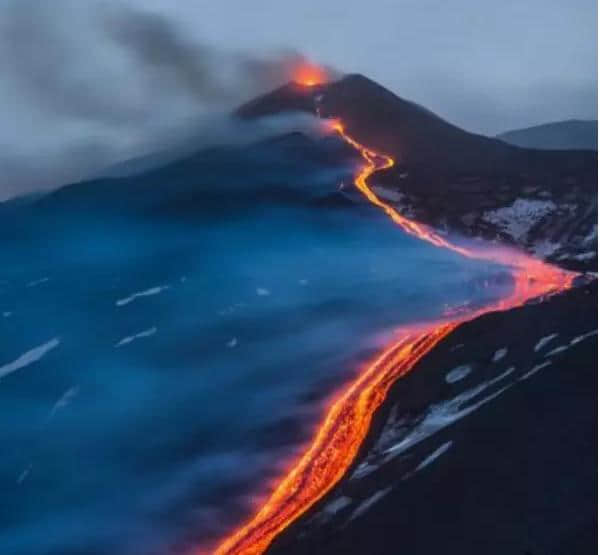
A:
[226,337,238,348]
[383,367,515,460]
[0,338,60,379]
[256,287,271,296]
[116,286,168,307]
[482,199,556,241]
[372,185,404,202]
[492,347,508,362]
[534,333,559,352]
[50,386,79,416]
[347,487,392,522]
[217,302,246,316]
[323,496,352,515]
[545,345,569,357]
[582,225,597,245]
[17,464,32,484]
[558,251,597,262]
[27,277,49,287]
[351,462,378,480]
[573,251,596,261]
[414,441,453,473]
[570,329,597,345]
[445,365,472,384]
[519,361,552,381]
[115,327,157,347]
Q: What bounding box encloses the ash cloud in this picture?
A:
[0,1,318,200]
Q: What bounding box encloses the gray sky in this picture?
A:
[0,0,597,199]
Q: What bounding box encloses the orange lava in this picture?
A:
[212,120,576,555]
[292,62,328,87]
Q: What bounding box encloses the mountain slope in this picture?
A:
[497,120,597,150]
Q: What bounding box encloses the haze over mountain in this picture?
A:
[497,120,597,150]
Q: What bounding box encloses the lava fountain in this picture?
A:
[291,62,329,87]
[211,119,576,555]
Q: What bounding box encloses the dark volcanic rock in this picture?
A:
[269,281,598,555]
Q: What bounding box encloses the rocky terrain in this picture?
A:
[269,280,597,555]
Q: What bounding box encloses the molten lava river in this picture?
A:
[212,122,575,555]
[0,108,576,555]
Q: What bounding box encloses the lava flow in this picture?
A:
[213,120,576,555]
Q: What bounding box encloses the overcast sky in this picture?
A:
[0,0,596,199]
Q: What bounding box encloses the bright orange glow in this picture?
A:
[212,120,576,555]
[292,62,328,87]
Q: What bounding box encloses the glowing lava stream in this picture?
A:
[213,121,576,555]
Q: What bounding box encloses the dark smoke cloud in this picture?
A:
[103,7,234,106]
[0,0,320,200]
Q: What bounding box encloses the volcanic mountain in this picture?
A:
[238,75,598,270]
[237,74,595,176]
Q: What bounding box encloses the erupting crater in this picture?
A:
[292,62,329,87]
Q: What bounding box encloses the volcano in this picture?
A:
[238,74,597,271]
[223,73,597,555]
[237,74,595,176]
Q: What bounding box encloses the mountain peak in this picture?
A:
[236,74,595,176]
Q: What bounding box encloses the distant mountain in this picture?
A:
[497,120,597,151]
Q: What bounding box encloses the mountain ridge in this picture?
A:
[497,119,597,151]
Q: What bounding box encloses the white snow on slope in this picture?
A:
[50,386,80,416]
[545,345,569,357]
[382,367,515,461]
[27,277,49,287]
[372,186,404,202]
[17,464,32,484]
[323,496,352,515]
[445,365,472,384]
[116,286,168,307]
[492,348,508,362]
[482,199,556,241]
[347,487,392,522]
[115,327,157,347]
[570,329,597,345]
[573,251,597,261]
[351,462,378,480]
[519,361,552,381]
[534,333,559,352]
[414,441,453,473]
[583,225,597,245]
[0,338,60,379]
